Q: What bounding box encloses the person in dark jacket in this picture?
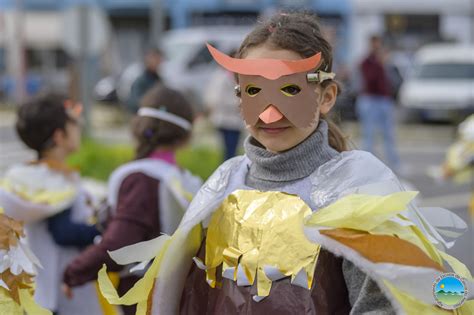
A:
[127,48,163,113]
[356,35,400,172]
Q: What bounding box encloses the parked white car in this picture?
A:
[160,26,251,111]
[399,44,474,122]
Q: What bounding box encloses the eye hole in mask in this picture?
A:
[280,84,301,97]
[245,84,262,97]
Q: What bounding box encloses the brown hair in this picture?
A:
[16,93,73,158]
[132,84,194,159]
[236,11,348,151]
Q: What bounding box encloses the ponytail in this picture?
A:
[321,114,348,152]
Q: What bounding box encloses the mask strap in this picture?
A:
[306,71,336,83]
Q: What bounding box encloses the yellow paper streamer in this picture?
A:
[98,238,170,308]
[438,251,473,281]
[0,287,22,315]
[95,274,120,315]
[136,300,148,314]
[306,191,418,231]
[149,223,202,313]
[445,140,474,184]
[383,281,451,315]
[386,280,473,315]
[97,225,201,314]
[170,178,194,202]
[0,280,49,315]
[18,289,51,315]
[456,301,474,315]
[1,179,76,206]
[239,248,258,285]
[205,190,321,297]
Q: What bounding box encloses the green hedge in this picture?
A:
[67,139,222,182]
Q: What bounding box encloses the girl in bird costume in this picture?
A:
[98,12,473,315]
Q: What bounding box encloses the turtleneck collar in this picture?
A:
[244,120,339,188]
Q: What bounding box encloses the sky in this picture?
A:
[436,276,465,293]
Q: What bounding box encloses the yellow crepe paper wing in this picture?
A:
[1,178,76,206]
[152,223,202,313]
[24,189,76,206]
[95,273,120,315]
[456,301,474,315]
[108,234,171,265]
[306,191,418,231]
[18,289,51,315]
[0,287,22,315]
[438,251,473,281]
[98,225,202,313]
[383,281,451,315]
[98,238,170,309]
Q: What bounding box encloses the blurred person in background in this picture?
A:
[205,49,244,161]
[127,48,163,113]
[441,114,474,219]
[63,84,202,315]
[0,94,102,315]
[356,35,400,172]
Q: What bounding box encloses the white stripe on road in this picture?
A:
[419,192,471,210]
[0,149,33,160]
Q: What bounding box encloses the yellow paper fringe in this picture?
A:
[205,190,321,298]
[18,289,51,315]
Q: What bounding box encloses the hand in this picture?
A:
[62,283,73,299]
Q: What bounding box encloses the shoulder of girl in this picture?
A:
[122,172,158,185]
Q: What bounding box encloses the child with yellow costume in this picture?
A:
[98,12,473,314]
[0,94,104,314]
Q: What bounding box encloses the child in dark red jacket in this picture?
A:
[63,84,201,315]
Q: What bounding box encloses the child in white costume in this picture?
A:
[99,13,473,314]
[0,94,102,314]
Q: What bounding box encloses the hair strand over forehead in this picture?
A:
[236,11,348,152]
[237,11,333,72]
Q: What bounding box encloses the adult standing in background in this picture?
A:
[205,53,244,161]
[127,48,163,113]
[356,35,400,172]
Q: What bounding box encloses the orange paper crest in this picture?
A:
[64,100,83,118]
[207,43,322,80]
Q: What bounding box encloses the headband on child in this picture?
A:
[138,107,192,131]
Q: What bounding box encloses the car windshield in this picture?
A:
[414,63,474,79]
[162,40,201,64]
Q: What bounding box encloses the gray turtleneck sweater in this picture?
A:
[244,120,395,315]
